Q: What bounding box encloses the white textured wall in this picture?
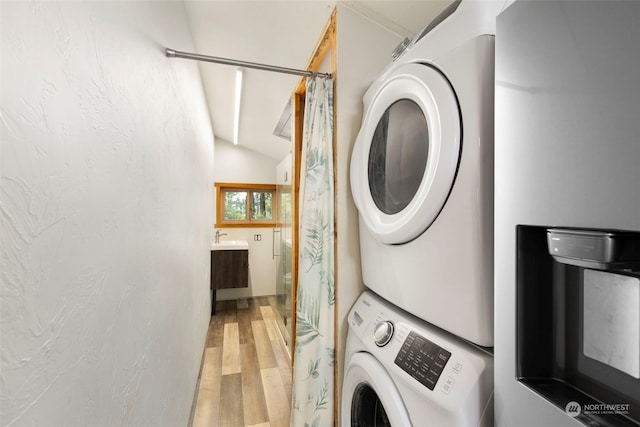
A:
[0,2,214,426]
[214,138,278,184]
[213,139,279,299]
[335,2,402,406]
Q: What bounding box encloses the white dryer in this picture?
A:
[342,291,494,426]
[350,0,509,346]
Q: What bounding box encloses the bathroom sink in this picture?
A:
[211,240,249,251]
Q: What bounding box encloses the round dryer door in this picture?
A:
[350,63,461,244]
[341,352,413,426]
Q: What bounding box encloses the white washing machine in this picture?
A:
[342,291,494,426]
[350,0,510,347]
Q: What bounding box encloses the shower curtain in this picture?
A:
[290,76,335,427]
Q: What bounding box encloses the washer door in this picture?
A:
[350,63,461,244]
[341,352,413,427]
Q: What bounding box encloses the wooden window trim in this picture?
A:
[215,182,277,228]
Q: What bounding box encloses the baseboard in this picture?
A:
[187,323,209,426]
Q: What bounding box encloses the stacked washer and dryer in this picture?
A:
[343,0,510,425]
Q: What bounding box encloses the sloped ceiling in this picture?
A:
[183,1,453,161]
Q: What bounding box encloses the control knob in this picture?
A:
[374,321,394,347]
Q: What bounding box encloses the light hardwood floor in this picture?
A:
[192,297,292,427]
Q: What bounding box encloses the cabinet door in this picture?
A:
[211,250,248,289]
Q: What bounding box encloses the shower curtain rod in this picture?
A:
[165,48,331,79]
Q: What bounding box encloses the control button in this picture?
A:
[441,376,455,394]
[452,362,463,374]
[426,371,439,384]
[373,321,394,347]
[425,377,436,388]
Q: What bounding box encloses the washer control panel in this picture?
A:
[394,330,451,390]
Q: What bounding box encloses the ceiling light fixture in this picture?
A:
[233,68,244,145]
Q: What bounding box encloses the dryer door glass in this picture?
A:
[350,383,391,427]
[368,99,429,215]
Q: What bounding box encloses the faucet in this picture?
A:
[214,229,228,244]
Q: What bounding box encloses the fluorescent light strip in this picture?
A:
[233,68,243,145]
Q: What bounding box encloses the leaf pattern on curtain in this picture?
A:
[302,208,329,272]
[295,285,322,348]
[290,76,334,427]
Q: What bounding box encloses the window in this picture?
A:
[215,183,276,227]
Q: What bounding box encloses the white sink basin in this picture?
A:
[211,240,249,251]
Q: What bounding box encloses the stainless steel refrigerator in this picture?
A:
[494,1,640,426]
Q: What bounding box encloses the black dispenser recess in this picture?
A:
[517,225,640,427]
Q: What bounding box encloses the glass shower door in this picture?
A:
[275,154,293,356]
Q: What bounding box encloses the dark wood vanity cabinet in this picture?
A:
[210,250,248,314]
